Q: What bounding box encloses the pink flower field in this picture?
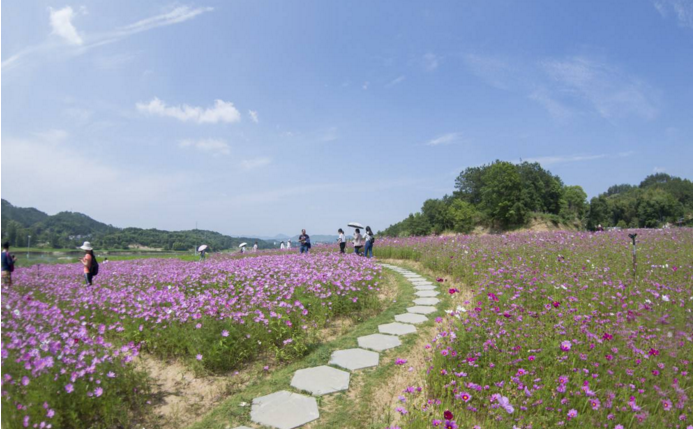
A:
[1,253,382,429]
[378,229,692,428]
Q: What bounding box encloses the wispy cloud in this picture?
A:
[248,110,259,124]
[653,0,693,27]
[462,53,659,121]
[49,6,84,45]
[522,151,634,166]
[422,53,439,72]
[653,166,667,173]
[179,138,230,156]
[385,75,406,88]
[3,5,213,71]
[541,56,659,120]
[425,132,461,146]
[240,157,272,170]
[136,98,241,124]
[362,81,370,90]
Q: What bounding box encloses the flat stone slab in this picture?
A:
[395,313,429,324]
[329,348,379,371]
[291,365,350,396]
[251,390,319,429]
[414,297,440,305]
[407,306,437,315]
[411,280,434,285]
[357,333,401,351]
[415,291,440,297]
[414,285,436,291]
[378,322,417,336]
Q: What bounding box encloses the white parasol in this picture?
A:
[197,245,208,252]
[239,242,248,248]
[347,222,364,229]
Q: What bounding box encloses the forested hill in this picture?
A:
[1,199,271,251]
[380,162,692,237]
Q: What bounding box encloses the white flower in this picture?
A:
[661,295,670,302]
[456,305,467,313]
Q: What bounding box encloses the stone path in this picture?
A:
[234,263,437,429]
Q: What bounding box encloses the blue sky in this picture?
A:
[2,0,692,237]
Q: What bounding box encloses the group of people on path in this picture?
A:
[337,226,375,258]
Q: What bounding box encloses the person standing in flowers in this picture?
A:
[299,229,311,254]
[337,228,346,254]
[363,226,375,258]
[286,240,291,250]
[1,242,16,286]
[79,241,96,285]
[253,242,258,252]
[353,228,364,255]
[280,241,285,250]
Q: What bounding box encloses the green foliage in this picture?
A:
[480,161,526,226]
[0,200,272,251]
[447,200,477,233]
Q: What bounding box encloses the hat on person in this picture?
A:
[79,241,93,251]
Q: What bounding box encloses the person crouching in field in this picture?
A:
[337,228,346,254]
[353,228,364,256]
[364,226,375,258]
[79,242,96,285]
[1,242,16,286]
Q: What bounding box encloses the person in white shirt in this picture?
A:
[286,240,291,250]
[337,228,346,254]
[253,242,258,252]
[353,229,364,256]
[280,241,285,250]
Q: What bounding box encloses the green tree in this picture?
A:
[448,200,477,233]
[562,185,588,218]
[637,189,681,227]
[421,198,453,234]
[480,161,526,227]
[454,166,485,204]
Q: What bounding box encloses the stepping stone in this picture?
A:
[290,366,350,396]
[414,298,440,305]
[404,275,423,279]
[357,333,401,351]
[407,306,437,315]
[414,285,436,291]
[251,390,319,429]
[378,322,417,336]
[395,313,429,324]
[411,280,434,285]
[329,348,379,371]
[415,291,440,297]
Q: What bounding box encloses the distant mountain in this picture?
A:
[0,199,271,251]
[1,199,49,227]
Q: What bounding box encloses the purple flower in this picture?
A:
[567,409,577,419]
[560,340,572,351]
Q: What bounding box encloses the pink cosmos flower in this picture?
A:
[560,340,572,351]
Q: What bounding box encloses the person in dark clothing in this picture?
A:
[299,229,311,254]
[364,226,375,258]
[79,242,96,285]
[1,242,16,286]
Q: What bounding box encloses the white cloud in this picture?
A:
[179,138,230,156]
[522,152,635,166]
[248,110,259,124]
[653,0,693,27]
[541,56,658,120]
[422,53,439,71]
[653,166,667,173]
[463,54,516,90]
[3,6,213,71]
[240,157,272,170]
[385,75,406,88]
[49,6,84,45]
[528,90,572,120]
[136,98,241,124]
[425,132,461,146]
[33,129,69,143]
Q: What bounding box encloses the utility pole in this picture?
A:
[629,233,638,278]
[27,235,31,259]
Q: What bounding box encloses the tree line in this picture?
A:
[1,199,270,251]
[380,162,692,237]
